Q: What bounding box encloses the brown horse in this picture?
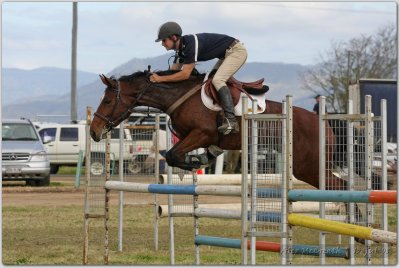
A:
[90,70,348,191]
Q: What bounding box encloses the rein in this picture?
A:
[166,84,203,115]
[94,80,152,131]
[166,76,207,114]
[94,74,206,132]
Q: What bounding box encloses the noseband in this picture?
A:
[94,79,151,132]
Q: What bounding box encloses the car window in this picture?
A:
[128,115,167,128]
[60,127,79,141]
[130,129,155,140]
[110,128,127,139]
[2,123,38,141]
[39,128,57,142]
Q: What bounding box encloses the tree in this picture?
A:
[301,23,396,112]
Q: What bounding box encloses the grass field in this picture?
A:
[58,166,83,175]
[2,203,397,265]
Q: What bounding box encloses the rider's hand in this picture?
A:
[149,73,161,83]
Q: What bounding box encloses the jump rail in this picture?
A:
[288,214,397,245]
[157,202,342,217]
[105,181,241,196]
[195,235,349,258]
[288,190,397,204]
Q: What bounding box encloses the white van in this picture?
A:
[36,122,151,175]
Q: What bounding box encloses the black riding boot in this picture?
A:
[217,86,239,135]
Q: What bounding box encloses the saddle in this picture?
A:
[204,72,269,106]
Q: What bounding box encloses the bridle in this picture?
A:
[93,79,151,133]
[93,71,203,135]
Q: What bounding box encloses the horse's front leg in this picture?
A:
[165,129,216,171]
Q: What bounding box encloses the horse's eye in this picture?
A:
[103,98,112,104]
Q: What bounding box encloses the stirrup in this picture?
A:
[218,118,239,135]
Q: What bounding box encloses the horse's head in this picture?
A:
[90,74,134,142]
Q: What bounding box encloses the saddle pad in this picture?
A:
[201,83,266,116]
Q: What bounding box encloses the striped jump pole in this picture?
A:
[288,214,397,245]
[105,181,285,198]
[157,202,342,217]
[237,188,397,204]
[195,235,349,259]
[288,190,397,204]
[105,181,241,196]
[159,205,347,222]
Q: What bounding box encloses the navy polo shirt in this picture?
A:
[313,102,327,114]
[174,33,236,64]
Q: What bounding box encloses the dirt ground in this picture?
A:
[2,176,83,207]
[2,175,241,207]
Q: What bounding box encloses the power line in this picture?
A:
[230,2,395,15]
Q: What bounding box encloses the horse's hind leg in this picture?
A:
[327,172,366,244]
[326,174,364,217]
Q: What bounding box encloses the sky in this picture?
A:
[2,1,397,74]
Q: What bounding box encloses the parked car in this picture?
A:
[36,122,153,175]
[2,118,50,186]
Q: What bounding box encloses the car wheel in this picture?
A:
[26,176,50,187]
[91,161,105,176]
[127,160,141,174]
[26,180,36,187]
[36,176,50,187]
[50,165,59,174]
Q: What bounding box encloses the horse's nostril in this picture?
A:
[90,130,98,141]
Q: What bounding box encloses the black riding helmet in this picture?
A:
[155,21,182,42]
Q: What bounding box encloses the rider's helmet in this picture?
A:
[155,21,182,42]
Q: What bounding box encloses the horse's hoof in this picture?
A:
[185,154,208,165]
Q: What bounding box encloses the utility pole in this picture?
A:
[71,2,78,123]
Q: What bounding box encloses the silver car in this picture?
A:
[2,118,50,186]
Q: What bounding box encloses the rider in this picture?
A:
[149,21,248,135]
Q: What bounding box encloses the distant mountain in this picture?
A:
[3,55,317,121]
[3,67,98,105]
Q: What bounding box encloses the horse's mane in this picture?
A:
[119,69,206,83]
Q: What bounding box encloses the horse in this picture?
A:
[90,69,352,188]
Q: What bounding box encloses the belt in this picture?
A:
[227,39,240,50]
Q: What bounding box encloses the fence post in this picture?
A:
[284,95,293,264]
[83,106,92,265]
[365,95,373,264]
[347,99,355,264]
[118,121,124,252]
[381,99,388,264]
[241,95,249,264]
[75,150,84,188]
[319,96,326,264]
[104,132,111,264]
[154,115,160,251]
[166,116,175,264]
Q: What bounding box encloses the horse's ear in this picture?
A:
[105,76,118,88]
[99,74,109,86]
[99,74,118,88]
